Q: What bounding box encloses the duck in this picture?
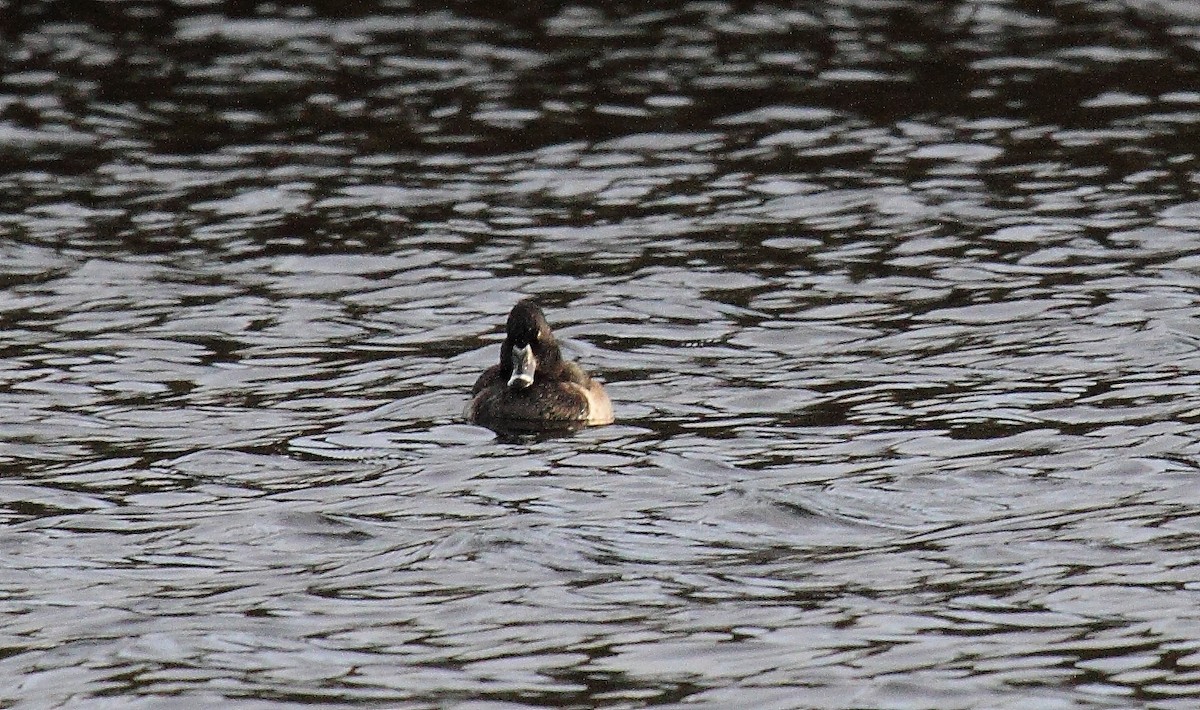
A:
[467,299,613,430]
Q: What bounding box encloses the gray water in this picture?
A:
[3,2,1200,708]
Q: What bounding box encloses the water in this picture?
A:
[2,1,1200,707]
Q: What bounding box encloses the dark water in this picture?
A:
[3,1,1200,707]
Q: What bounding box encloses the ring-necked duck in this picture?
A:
[467,299,613,430]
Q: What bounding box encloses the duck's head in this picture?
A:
[500,299,562,390]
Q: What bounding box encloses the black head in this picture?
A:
[505,299,553,346]
[499,299,563,388]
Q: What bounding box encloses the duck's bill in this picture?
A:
[508,344,536,388]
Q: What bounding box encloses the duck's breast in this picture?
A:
[468,382,589,427]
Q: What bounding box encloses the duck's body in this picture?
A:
[466,300,613,430]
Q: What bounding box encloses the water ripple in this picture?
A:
[2,1,1200,708]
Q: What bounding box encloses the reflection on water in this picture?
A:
[3,1,1200,707]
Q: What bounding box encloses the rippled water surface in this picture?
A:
[4,1,1200,707]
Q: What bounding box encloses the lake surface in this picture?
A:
[3,2,1200,708]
